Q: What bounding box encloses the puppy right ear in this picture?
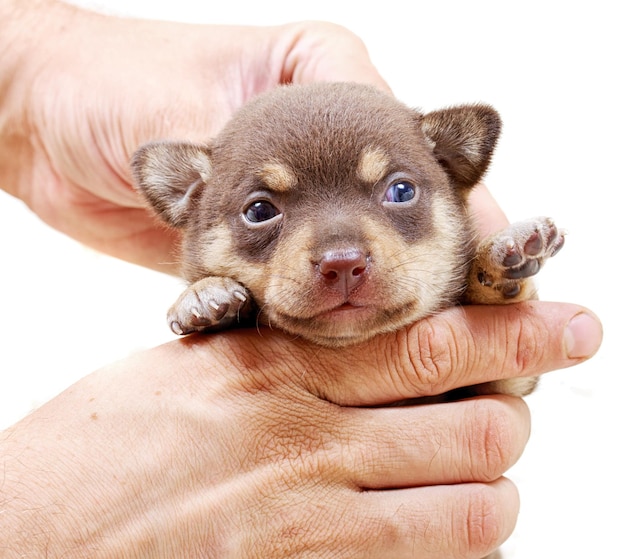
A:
[131,141,212,227]
[420,104,501,190]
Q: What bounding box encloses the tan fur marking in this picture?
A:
[258,162,297,192]
[264,222,315,313]
[366,196,465,316]
[357,147,389,184]
[199,224,268,287]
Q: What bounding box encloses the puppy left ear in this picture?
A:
[420,104,501,189]
[131,141,213,227]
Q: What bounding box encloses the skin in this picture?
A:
[0,304,600,558]
[0,1,603,557]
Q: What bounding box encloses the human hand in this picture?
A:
[0,0,388,272]
[0,302,602,558]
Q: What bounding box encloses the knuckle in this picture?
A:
[504,305,545,374]
[461,485,505,555]
[285,20,363,53]
[464,398,520,480]
[513,317,543,373]
[401,317,464,395]
[303,20,365,45]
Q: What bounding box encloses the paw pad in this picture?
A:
[473,217,564,301]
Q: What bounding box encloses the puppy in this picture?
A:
[131,82,563,398]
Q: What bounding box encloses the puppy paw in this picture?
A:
[467,217,564,304]
[168,277,252,335]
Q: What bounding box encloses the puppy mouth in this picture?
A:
[270,299,419,347]
[291,296,373,319]
[317,302,369,317]
[271,300,375,330]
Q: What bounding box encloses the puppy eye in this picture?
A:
[244,200,281,223]
[384,181,417,203]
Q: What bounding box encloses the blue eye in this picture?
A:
[384,181,416,203]
[244,200,280,223]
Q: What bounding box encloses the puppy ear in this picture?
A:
[420,104,501,189]
[131,141,212,227]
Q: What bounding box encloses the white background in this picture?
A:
[1,0,623,556]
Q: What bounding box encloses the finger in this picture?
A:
[276,22,392,93]
[309,301,602,405]
[339,395,529,489]
[365,478,520,559]
[303,478,519,559]
[468,182,511,237]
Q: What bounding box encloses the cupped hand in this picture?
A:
[0,301,602,558]
[1,1,388,271]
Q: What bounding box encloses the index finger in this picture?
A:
[468,182,511,237]
[309,301,602,406]
[276,22,392,93]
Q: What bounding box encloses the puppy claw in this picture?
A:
[234,291,248,303]
[210,302,230,322]
[170,321,184,336]
[167,277,252,335]
[550,233,566,257]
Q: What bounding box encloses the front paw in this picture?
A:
[168,277,251,335]
[468,217,565,303]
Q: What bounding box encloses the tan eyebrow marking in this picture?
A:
[258,162,298,192]
[357,147,390,184]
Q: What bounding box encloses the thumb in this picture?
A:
[275,22,392,93]
[305,301,602,406]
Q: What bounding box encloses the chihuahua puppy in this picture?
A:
[131,82,563,398]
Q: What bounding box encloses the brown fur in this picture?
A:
[131,82,564,396]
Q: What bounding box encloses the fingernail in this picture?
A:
[564,312,603,359]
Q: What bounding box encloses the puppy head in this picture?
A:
[132,83,500,346]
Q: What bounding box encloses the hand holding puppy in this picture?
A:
[0,0,387,272]
[0,302,599,558]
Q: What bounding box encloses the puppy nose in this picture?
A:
[318,249,368,296]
